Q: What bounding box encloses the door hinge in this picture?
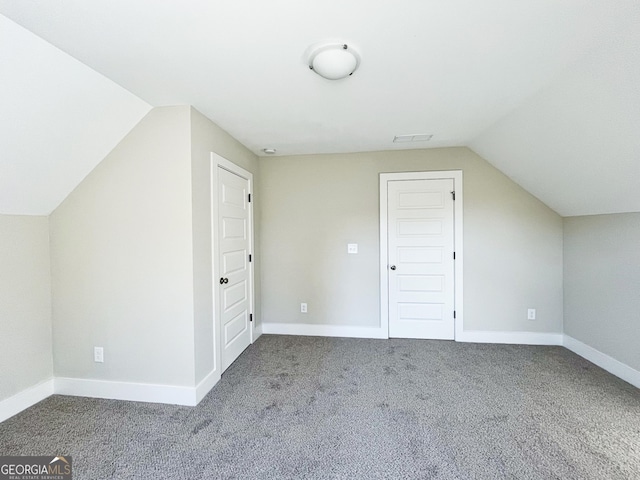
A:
[250,313,253,322]
[248,193,252,203]
[249,254,252,262]
[453,252,456,260]
[453,311,456,319]
[451,191,456,201]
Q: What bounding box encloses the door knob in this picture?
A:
[219,277,229,284]
[390,265,396,270]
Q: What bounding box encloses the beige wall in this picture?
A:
[0,215,52,401]
[190,107,260,384]
[564,213,640,371]
[50,106,196,386]
[48,105,260,392]
[259,148,563,334]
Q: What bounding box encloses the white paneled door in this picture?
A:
[387,178,455,339]
[218,166,252,371]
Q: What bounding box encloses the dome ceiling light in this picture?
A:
[307,42,360,80]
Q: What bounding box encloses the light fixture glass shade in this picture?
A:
[308,43,360,80]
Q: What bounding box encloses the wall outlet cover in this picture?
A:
[94,346,104,363]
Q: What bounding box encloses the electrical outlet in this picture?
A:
[527,309,536,320]
[94,346,104,363]
[300,303,308,313]
[347,243,358,254]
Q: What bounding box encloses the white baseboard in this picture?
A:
[54,377,199,407]
[195,369,220,404]
[262,322,388,339]
[2,373,219,422]
[254,322,263,339]
[456,330,563,345]
[563,335,640,389]
[3,334,636,424]
[0,379,54,423]
[262,324,564,344]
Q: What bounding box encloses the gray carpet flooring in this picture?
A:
[1,335,639,479]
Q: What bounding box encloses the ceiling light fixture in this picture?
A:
[307,42,360,80]
[263,148,276,155]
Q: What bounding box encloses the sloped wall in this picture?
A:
[0,14,151,216]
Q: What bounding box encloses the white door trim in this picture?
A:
[211,153,255,375]
[380,170,463,339]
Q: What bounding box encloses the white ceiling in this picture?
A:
[471,23,640,216]
[0,15,150,215]
[1,1,639,216]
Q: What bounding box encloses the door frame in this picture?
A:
[211,152,256,374]
[380,170,464,340]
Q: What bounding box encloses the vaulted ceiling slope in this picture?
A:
[1,1,639,216]
[0,15,150,215]
[471,19,640,217]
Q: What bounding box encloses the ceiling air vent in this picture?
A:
[393,134,433,143]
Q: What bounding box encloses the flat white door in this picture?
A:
[218,167,252,371]
[387,178,455,339]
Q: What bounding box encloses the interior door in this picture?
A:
[388,178,455,339]
[218,166,252,371]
